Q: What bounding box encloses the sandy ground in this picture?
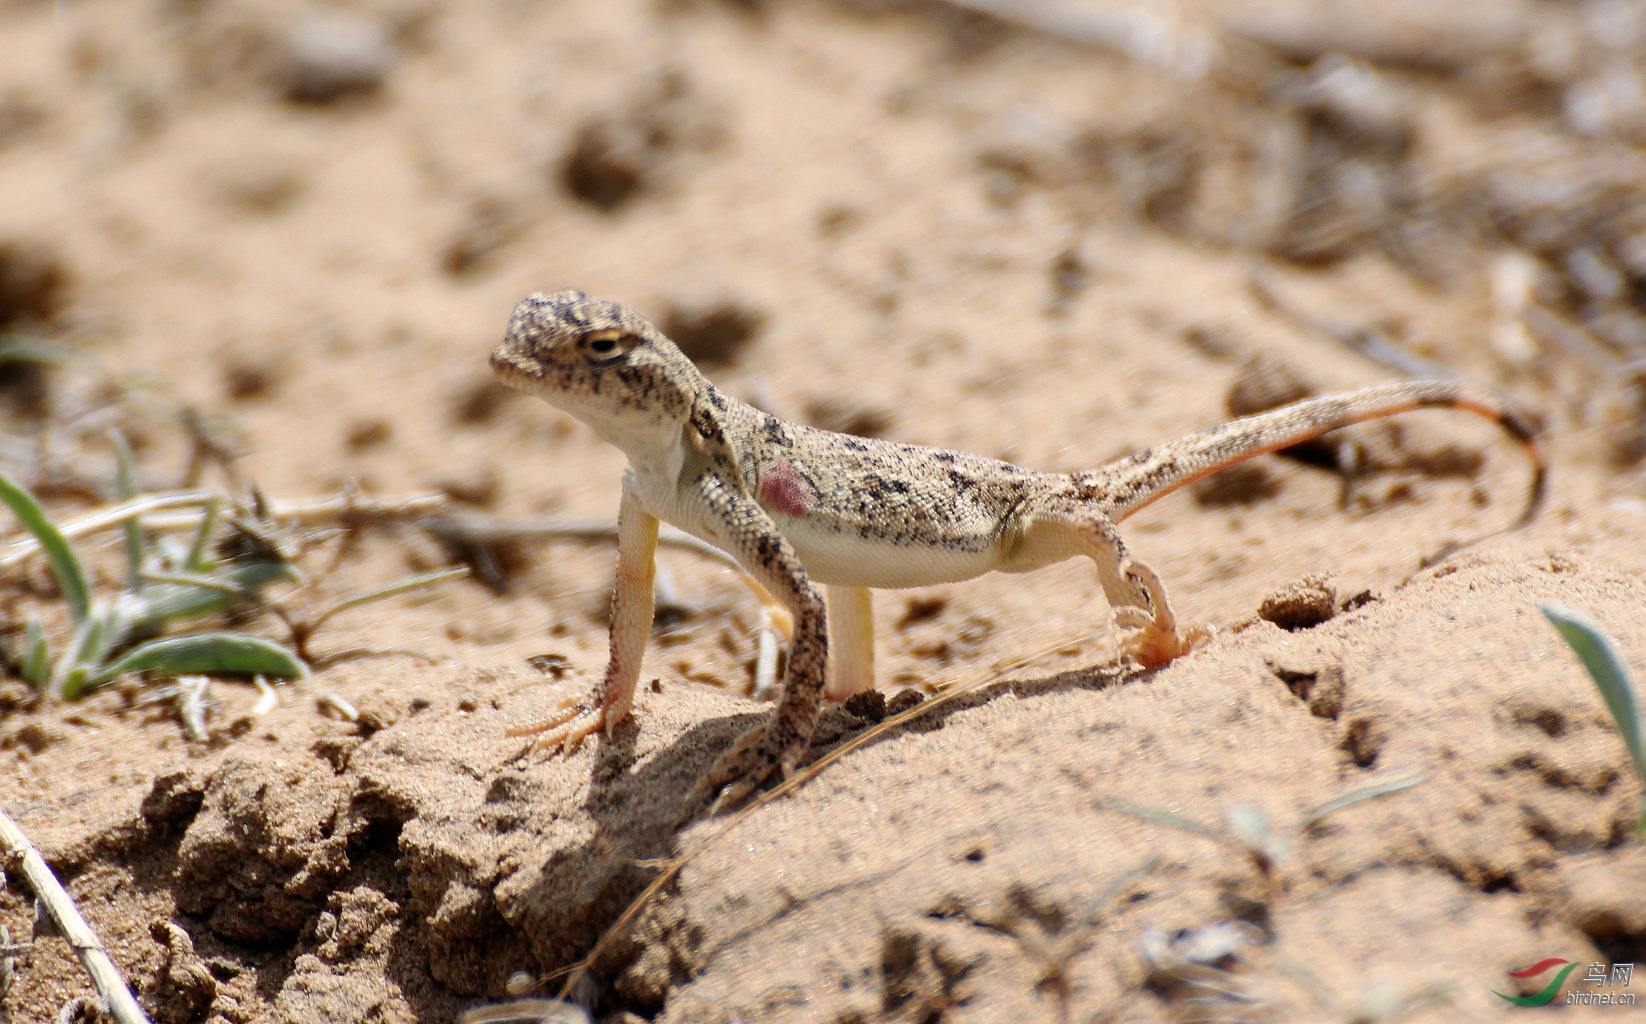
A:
[3,0,1646,1021]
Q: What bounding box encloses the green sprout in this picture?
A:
[1541,604,1646,835]
[1097,769,1429,883]
[0,435,306,699]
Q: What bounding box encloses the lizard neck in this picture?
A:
[545,376,704,464]
[583,382,743,494]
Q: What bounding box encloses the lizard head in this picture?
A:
[491,290,707,436]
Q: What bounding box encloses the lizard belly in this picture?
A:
[629,466,1001,589]
[779,517,999,588]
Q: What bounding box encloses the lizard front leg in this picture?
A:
[685,472,829,811]
[507,477,659,753]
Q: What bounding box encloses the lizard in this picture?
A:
[489,289,1546,809]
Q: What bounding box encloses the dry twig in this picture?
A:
[0,806,152,1024]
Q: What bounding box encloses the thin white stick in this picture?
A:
[0,806,152,1024]
[427,515,742,571]
[0,492,449,570]
[752,610,782,701]
[0,492,213,569]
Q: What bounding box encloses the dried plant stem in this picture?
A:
[0,492,448,571]
[4,497,735,574]
[1246,271,1454,380]
[0,805,152,1024]
[0,492,212,570]
[938,0,1217,76]
[424,515,742,570]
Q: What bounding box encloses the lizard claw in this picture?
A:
[506,692,607,756]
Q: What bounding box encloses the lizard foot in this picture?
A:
[689,720,800,814]
[1120,620,1215,669]
[1112,560,1212,668]
[505,693,607,756]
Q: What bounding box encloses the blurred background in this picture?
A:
[6,0,1646,503]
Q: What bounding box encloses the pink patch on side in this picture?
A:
[757,458,811,518]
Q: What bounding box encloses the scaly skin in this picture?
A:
[490,290,1546,811]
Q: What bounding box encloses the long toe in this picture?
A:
[1124,627,1192,669]
[1124,622,1215,668]
[514,704,605,757]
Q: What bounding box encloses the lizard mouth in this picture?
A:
[488,343,541,389]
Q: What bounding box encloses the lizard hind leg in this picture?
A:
[1009,498,1203,669]
[824,585,876,701]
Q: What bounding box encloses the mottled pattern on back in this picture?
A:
[722,407,1045,551]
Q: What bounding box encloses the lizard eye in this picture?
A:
[577,329,635,364]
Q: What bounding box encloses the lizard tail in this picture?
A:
[1080,379,1546,527]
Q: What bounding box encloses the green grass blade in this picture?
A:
[0,472,90,623]
[0,335,71,365]
[1542,604,1646,796]
[184,498,219,571]
[1300,769,1430,830]
[88,632,307,689]
[20,617,48,688]
[52,611,115,700]
[133,561,295,629]
[109,430,145,586]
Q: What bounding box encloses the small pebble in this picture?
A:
[281,12,394,104]
[504,971,535,997]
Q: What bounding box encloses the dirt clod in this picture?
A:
[659,297,767,366]
[1268,660,1346,720]
[805,395,893,438]
[1192,461,1281,506]
[1339,714,1386,768]
[558,71,725,211]
[174,755,355,945]
[221,356,285,402]
[450,378,519,425]
[1257,574,1338,631]
[345,418,392,452]
[0,240,67,327]
[443,194,526,276]
[1225,353,1315,418]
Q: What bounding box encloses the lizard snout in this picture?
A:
[488,340,541,390]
